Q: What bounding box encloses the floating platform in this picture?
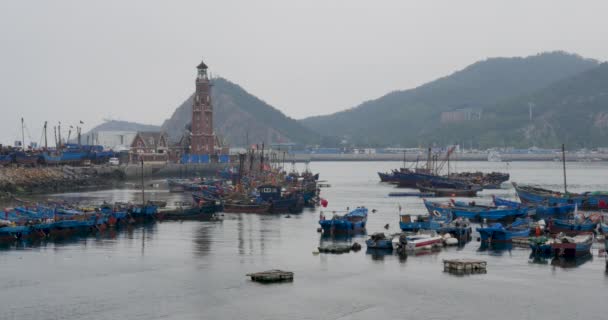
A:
[388,192,436,197]
[247,270,294,283]
[318,243,359,254]
[511,237,531,248]
[443,259,487,274]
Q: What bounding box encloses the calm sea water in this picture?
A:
[1,161,607,320]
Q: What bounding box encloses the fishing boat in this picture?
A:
[365,232,394,250]
[492,196,575,218]
[437,218,472,243]
[378,171,397,183]
[417,183,481,197]
[0,154,12,166]
[551,234,593,257]
[223,200,271,214]
[513,183,608,210]
[158,202,223,221]
[393,232,443,251]
[13,151,39,166]
[476,219,530,242]
[529,236,555,256]
[318,207,368,234]
[257,185,304,214]
[549,217,598,235]
[129,205,158,220]
[0,225,33,241]
[600,222,608,234]
[450,199,528,221]
[399,210,451,232]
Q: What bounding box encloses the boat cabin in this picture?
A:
[257,185,282,201]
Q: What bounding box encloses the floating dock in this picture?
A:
[511,237,530,248]
[247,270,294,283]
[388,192,436,197]
[443,259,487,274]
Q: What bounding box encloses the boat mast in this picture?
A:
[426,147,432,172]
[21,117,25,150]
[43,121,48,151]
[260,143,265,172]
[53,126,58,149]
[58,122,62,148]
[402,150,406,169]
[562,144,567,194]
[447,151,450,177]
[141,157,145,205]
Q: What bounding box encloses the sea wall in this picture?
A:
[0,166,125,197]
[0,163,231,197]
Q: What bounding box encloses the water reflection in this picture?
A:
[192,223,216,257]
[477,242,513,256]
[551,254,593,269]
[365,248,393,261]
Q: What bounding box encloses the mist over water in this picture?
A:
[1,161,607,320]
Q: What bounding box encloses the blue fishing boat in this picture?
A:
[476,219,530,242]
[258,185,304,214]
[551,234,593,257]
[600,222,608,234]
[452,200,528,220]
[0,154,12,166]
[493,196,575,218]
[0,225,33,241]
[529,236,554,256]
[513,183,608,210]
[13,152,39,166]
[130,205,158,219]
[378,171,397,183]
[550,218,597,235]
[399,210,451,232]
[365,233,394,250]
[319,207,368,234]
[423,199,461,218]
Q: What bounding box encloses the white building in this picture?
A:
[86,131,138,151]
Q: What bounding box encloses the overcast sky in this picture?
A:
[1,0,607,146]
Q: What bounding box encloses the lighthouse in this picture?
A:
[190,58,215,154]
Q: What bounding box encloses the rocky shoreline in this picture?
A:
[0,166,126,199]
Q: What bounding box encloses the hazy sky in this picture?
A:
[1,0,607,146]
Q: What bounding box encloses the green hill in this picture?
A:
[162,78,326,147]
[430,62,608,148]
[300,51,599,147]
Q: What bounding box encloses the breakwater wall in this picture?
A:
[0,166,124,197]
[0,163,230,197]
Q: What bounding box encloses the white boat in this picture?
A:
[392,232,444,251]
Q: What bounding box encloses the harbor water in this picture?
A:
[1,161,607,320]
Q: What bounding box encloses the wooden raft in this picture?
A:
[443,259,487,273]
[247,270,294,283]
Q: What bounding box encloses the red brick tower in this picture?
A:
[190,59,214,154]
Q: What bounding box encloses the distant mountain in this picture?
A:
[87,120,161,133]
[428,62,608,148]
[162,77,325,147]
[300,51,600,147]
